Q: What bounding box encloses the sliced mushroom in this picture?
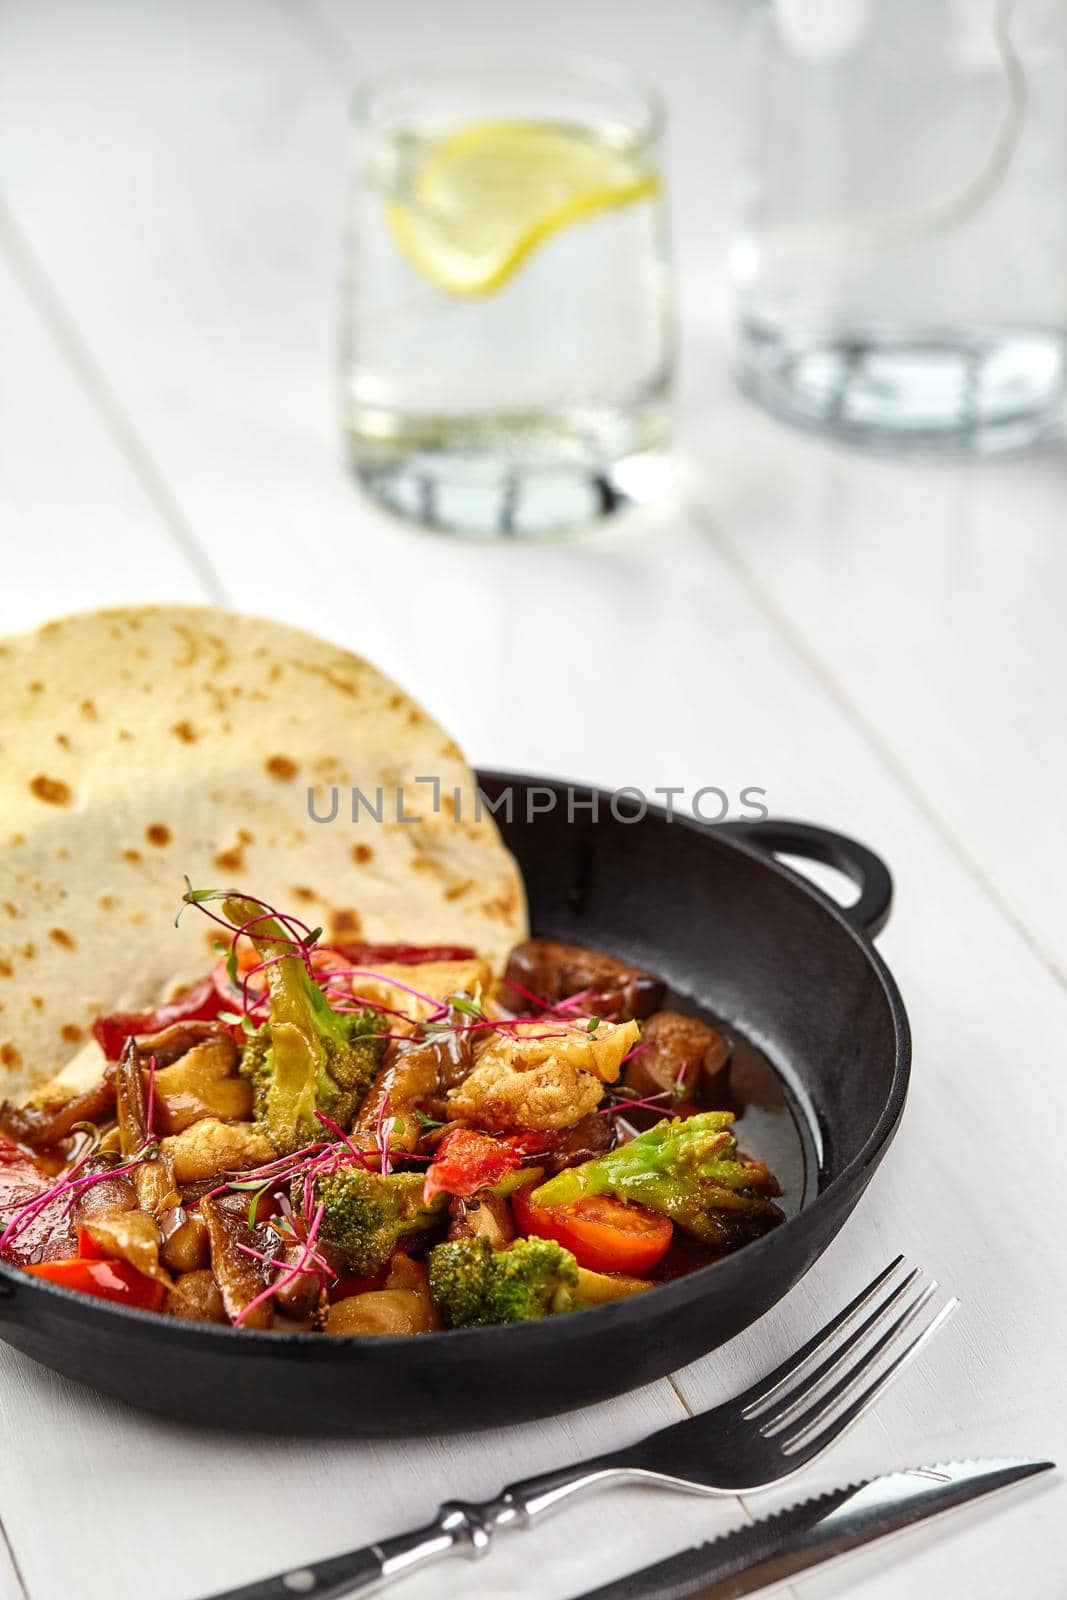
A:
[85,1209,172,1287]
[115,1037,149,1156]
[201,1194,272,1329]
[158,1205,210,1273]
[0,1071,116,1151]
[164,1269,228,1324]
[502,940,665,1021]
[324,1255,436,1336]
[135,1019,234,1066]
[541,1112,616,1176]
[446,1190,515,1249]
[151,1033,250,1135]
[69,1161,138,1225]
[621,1010,732,1108]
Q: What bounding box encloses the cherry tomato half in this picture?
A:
[512,1186,672,1275]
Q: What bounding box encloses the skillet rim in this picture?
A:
[0,774,910,1350]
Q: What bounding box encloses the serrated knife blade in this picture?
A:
[570,1458,1054,1600]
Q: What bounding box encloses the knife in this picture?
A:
[569,1457,1054,1600]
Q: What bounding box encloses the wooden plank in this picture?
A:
[0,4,1063,1599]
[0,239,212,634]
[680,397,1067,987]
[0,1526,26,1600]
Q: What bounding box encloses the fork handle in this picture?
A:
[202,1462,628,1599]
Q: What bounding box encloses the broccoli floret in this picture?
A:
[225,896,386,1155]
[428,1235,580,1328]
[312,1163,448,1276]
[530,1111,783,1251]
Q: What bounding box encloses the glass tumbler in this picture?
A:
[341,58,675,537]
[733,0,1067,452]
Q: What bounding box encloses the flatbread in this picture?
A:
[0,606,527,1098]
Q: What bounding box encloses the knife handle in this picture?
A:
[202,1464,631,1599]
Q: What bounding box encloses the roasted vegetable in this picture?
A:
[427,1234,580,1328]
[530,1112,783,1250]
[325,1253,437,1336]
[446,1017,640,1132]
[150,1031,251,1134]
[201,1194,273,1328]
[620,1010,731,1109]
[159,1117,273,1184]
[225,896,385,1155]
[311,1163,448,1276]
[512,1186,673,1276]
[502,939,665,1020]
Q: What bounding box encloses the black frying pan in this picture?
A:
[0,773,908,1436]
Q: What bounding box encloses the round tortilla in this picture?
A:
[0,606,527,1100]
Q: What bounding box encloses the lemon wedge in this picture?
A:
[387,119,660,298]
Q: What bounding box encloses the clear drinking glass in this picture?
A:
[733,0,1067,452]
[341,58,675,537]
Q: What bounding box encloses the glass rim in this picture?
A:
[351,51,665,149]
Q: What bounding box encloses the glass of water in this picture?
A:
[733,0,1067,453]
[342,57,674,537]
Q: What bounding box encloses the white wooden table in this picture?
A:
[1,3,1065,1597]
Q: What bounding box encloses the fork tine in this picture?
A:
[766,1280,939,1441]
[750,1265,925,1429]
[779,1294,959,1456]
[740,1255,907,1417]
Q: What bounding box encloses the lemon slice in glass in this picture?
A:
[387,118,661,298]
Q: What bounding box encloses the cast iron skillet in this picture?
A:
[0,772,909,1436]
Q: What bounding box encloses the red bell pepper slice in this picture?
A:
[512,1186,672,1276]
[23,1255,166,1311]
[91,973,230,1059]
[335,942,475,967]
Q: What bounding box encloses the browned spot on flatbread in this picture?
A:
[55,732,70,749]
[145,824,171,847]
[123,849,142,864]
[9,835,24,847]
[49,928,75,949]
[60,1024,83,1044]
[98,895,115,911]
[480,892,519,925]
[117,729,134,742]
[29,774,71,806]
[0,1044,21,1069]
[21,943,35,960]
[444,881,474,901]
[331,909,362,936]
[0,961,11,978]
[28,681,44,694]
[29,996,43,1011]
[2,903,16,918]
[214,845,244,872]
[80,698,98,720]
[290,886,315,903]
[171,719,198,743]
[266,755,298,781]
[352,843,373,864]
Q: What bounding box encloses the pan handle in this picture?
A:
[717,819,893,938]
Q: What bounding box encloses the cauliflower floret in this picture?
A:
[348,960,491,1028]
[445,1018,639,1132]
[160,1117,274,1183]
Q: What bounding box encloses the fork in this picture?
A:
[205,1257,956,1600]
